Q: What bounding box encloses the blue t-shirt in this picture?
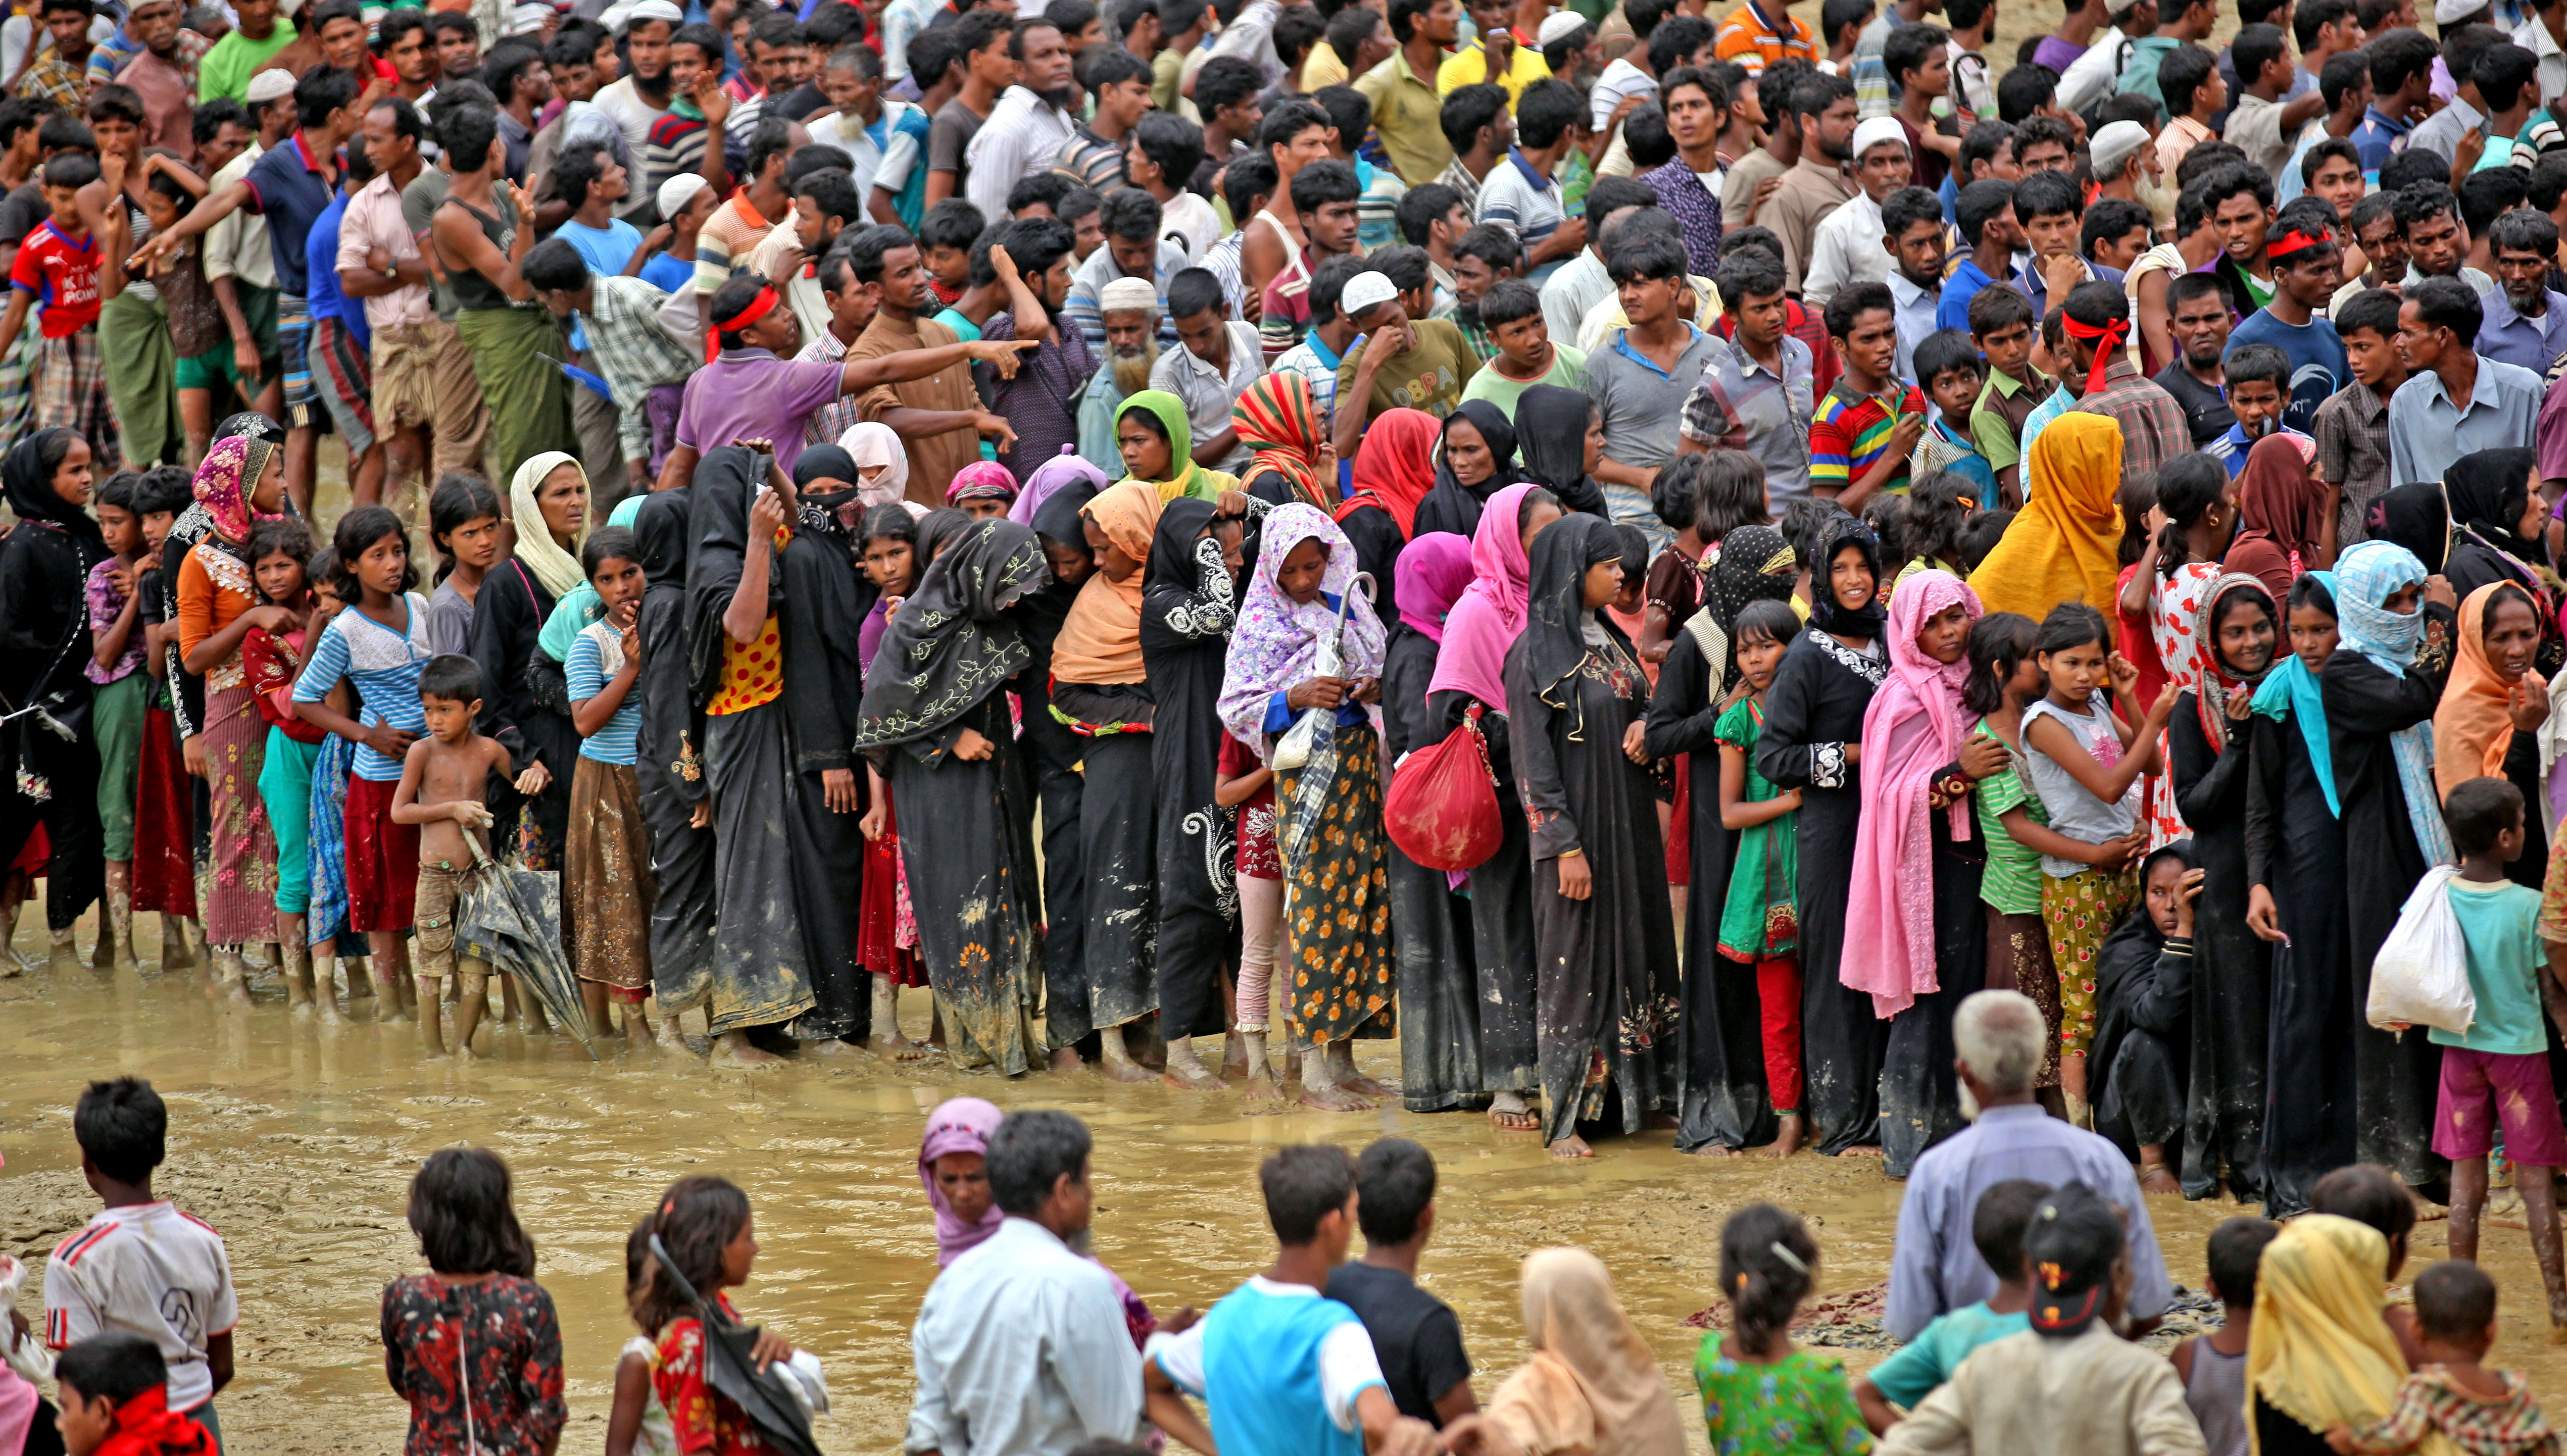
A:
[565,623,639,764]
[556,217,644,352]
[2225,308,2346,436]
[1936,258,2009,333]
[638,249,694,294]
[2205,422,2314,478]
[290,592,432,782]
[303,191,368,353]
[244,131,339,297]
[1863,1301,2031,1410]
[1154,1279,1383,1456]
[2437,876,2549,1056]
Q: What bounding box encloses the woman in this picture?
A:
[2129,454,2237,849]
[2245,1214,2414,1456]
[853,504,931,1026]
[1441,1248,1687,1456]
[2437,582,2551,892]
[2440,450,2558,653]
[1383,531,1486,1114]
[1967,412,2125,624]
[2323,540,2455,1194]
[2226,434,2333,600]
[1338,406,1438,588]
[1115,390,1238,502]
[857,517,1051,1076]
[630,480,710,1045]
[1430,482,1567,1131]
[843,420,929,520]
[1512,385,1609,520]
[1008,442,1111,528]
[1025,478,1101,1066]
[1052,479,1167,1077]
[1233,373,1335,514]
[1846,569,1995,1176]
[2090,841,2198,1193]
[0,428,109,975]
[1217,504,1397,1112]
[1140,495,1245,1089]
[1645,519,1799,1156]
[175,432,288,1001]
[471,450,588,870]
[1505,513,1680,1158]
[1412,400,1521,541]
[2165,573,2278,1203]
[1757,516,1891,1158]
[916,1096,1004,1265]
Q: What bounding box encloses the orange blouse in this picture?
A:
[175,544,257,690]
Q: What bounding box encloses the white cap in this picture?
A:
[2089,119,2151,176]
[1098,275,1159,313]
[1535,10,1587,47]
[657,172,709,220]
[2435,0,2491,23]
[1850,115,1907,160]
[244,67,298,103]
[1340,270,1400,319]
[508,3,551,33]
[613,0,682,32]
[2104,0,2145,17]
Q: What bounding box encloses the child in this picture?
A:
[295,545,373,1017]
[636,1175,804,1455]
[85,470,149,975]
[380,1148,566,1455]
[1215,728,1281,1100]
[1602,523,1654,685]
[2170,1216,2282,1456]
[2328,1260,2560,1455]
[2310,1163,2430,1368]
[1895,471,1981,589]
[565,527,658,1048]
[2437,776,2567,1338]
[1956,508,2011,576]
[1854,1178,2050,1433]
[423,472,504,658]
[920,198,994,337]
[2206,341,2314,477]
[2020,603,2178,1120]
[606,1221,678,1456]
[290,506,435,1026]
[1808,286,1930,510]
[126,466,199,969]
[1323,1138,1476,1427]
[44,1078,236,1440]
[52,1332,214,1456]
[1715,599,1808,1159]
[2314,287,2405,548]
[237,516,339,1020]
[855,503,928,1049]
[390,654,547,1059]
[1910,330,1996,510]
[0,152,117,466]
[1694,1203,1870,1451]
[1964,287,2051,507]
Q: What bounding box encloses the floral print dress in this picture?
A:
[1694,1341,1874,1454]
[379,1272,567,1456]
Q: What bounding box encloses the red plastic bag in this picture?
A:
[1385,705,1503,871]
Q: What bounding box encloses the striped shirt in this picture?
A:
[1476,149,1567,285]
[567,622,639,765]
[1809,379,1927,497]
[291,591,432,782]
[1713,0,1815,75]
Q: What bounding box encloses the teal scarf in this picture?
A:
[2248,570,2339,817]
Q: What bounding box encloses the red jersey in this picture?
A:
[11,218,99,336]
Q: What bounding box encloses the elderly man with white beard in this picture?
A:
[1075,275,1162,475]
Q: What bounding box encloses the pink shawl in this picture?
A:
[1426,483,1540,708]
[918,1096,1005,1266]
[1844,570,1984,1019]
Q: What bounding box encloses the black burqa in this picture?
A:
[0,430,107,929]
[1756,519,1892,1155]
[1513,385,1610,519]
[2092,842,2195,1163]
[2440,451,2565,677]
[1025,483,1098,1050]
[1411,401,1521,540]
[1140,498,1241,1042]
[631,485,715,1015]
[1505,514,1682,1145]
[1645,524,1799,1152]
[1382,534,1485,1113]
[470,546,578,867]
[857,517,1052,1075]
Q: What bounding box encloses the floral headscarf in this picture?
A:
[1215,502,1387,755]
[189,434,282,546]
[946,460,1020,508]
[2189,572,2278,753]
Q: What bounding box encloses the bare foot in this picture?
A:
[1050,1045,1085,1072]
[1243,1069,1283,1103]
[2139,1164,2182,1196]
[1548,1135,1595,1160]
[2549,1321,2567,1346]
[1099,1058,1156,1084]
[1339,1072,1390,1098]
[1690,1143,1742,1158]
[1488,1099,1540,1132]
[1222,1032,1250,1079]
[1836,1144,1885,1157]
[1757,1114,1804,1159]
[711,1033,780,1066]
[1299,1081,1375,1112]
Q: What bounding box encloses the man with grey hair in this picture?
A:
[1076,274,1160,475]
[1883,990,2176,1343]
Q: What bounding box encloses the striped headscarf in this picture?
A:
[1232,373,1331,511]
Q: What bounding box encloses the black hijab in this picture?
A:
[915,507,973,565]
[1514,512,1630,725]
[2366,481,2450,574]
[3,429,103,543]
[1513,385,1609,519]
[682,445,765,699]
[1413,399,1521,540]
[1805,515,1888,640]
[633,486,693,589]
[853,517,1051,750]
[1687,523,1800,682]
[1021,481,1099,648]
[1145,497,1222,593]
[2444,448,2544,566]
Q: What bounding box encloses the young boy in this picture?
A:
[45,1078,236,1442]
[1854,1178,2050,1432]
[1322,1139,1476,1428]
[1154,266,1261,474]
[389,653,548,1059]
[1145,1144,1443,1456]
[0,151,115,465]
[1458,277,1586,418]
[2171,1216,2281,1456]
[2205,341,2313,477]
[1963,284,2050,502]
[2328,1261,2558,1455]
[1809,281,1927,510]
[918,196,987,323]
[2312,286,2405,548]
[1911,329,1998,508]
[54,1332,215,1456]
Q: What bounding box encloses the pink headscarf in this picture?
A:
[1844,570,1984,1019]
[918,1096,1005,1266]
[1395,532,1475,642]
[1427,483,1541,708]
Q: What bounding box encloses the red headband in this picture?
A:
[2267,228,2329,259]
[2060,314,2130,394]
[709,285,780,362]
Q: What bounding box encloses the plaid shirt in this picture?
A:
[579,275,697,464]
[1435,157,1483,214]
[2346,1369,2558,1455]
[13,48,84,110]
[2068,356,2193,487]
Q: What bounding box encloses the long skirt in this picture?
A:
[2045,863,2140,1060]
[890,714,1045,1075]
[1032,734,1089,1050]
[306,729,357,941]
[703,699,821,1036]
[1079,732,1160,1034]
[131,702,195,917]
[637,746,714,1016]
[92,671,144,863]
[453,305,576,495]
[199,683,277,946]
[784,755,868,1041]
[857,786,926,988]
[99,289,179,469]
[1388,841,1484,1111]
[1276,724,1396,1045]
[568,757,655,999]
[1984,904,2064,1090]
[1471,793,1541,1094]
[256,728,318,916]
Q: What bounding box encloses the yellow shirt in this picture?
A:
[1355,49,1451,184]
[1435,35,1550,103]
[1302,39,1348,91]
[706,525,792,716]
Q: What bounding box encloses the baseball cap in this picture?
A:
[1340,270,1400,319]
[2022,1183,2125,1337]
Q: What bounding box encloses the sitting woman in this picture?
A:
[2088,841,2198,1196]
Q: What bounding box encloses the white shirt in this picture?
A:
[591,75,670,163]
[2517,12,2567,104]
[906,1218,1146,1456]
[1589,56,1656,129]
[1147,1276,1387,1434]
[811,100,901,200]
[2056,24,2129,114]
[1162,190,1221,263]
[1889,268,1938,381]
[964,85,1078,223]
[44,1202,237,1412]
[203,141,272,290]
[1802,189,1890,310]
[1539,248,1613,354]
[1152,319,1264,473]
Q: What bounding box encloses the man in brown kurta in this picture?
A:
[851,306,988,506]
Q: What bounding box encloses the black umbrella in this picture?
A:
[455,838,598,1060]
[646,1234,826,1456]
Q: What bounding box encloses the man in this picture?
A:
[1460,275,1584,418]
[1152,265,1260,472]
[1594,0,1674,126]
[1885,21,1954,187]
[2409,22,2508,163]
[1934,178,2017,332]
[1395,180,1468,311]
[2520,0,2567,103]
[2151,42,2224,177]
[1677,245,1814,503]
[1439,0,1548,99]
[1715,0,1816,74]
[972,216,1092,480]
[1331,265,1478,459]
[1062,46,1151,192]
[1584,231,1718,542]
[1765,70,1857,291]
[2117,0,2216,119]
[378,11,437,110]
[422,102,577,492]
[338,94,484,501]
[2396,181,2498,296]
[2352,25,2436,180]
[1441,223,1516,360]
[112,0,205,163]
[697,117,792,300]
[1476,78,1581,286]
[1537,175,1654,353]
[2058,0,2144,114]
[1848,0,1943,118]
[200,69,292,429]
[1241,98,1336,308]
[2316,286,2407,544]
[2062,280,2193,481]
[1646,64,1726,279]
[1429,80,1507,215]
[1722,56,1803,232]
[1064,185,1186,350]
[1355,0,1458,186]
[962,17,1073,223]
[1187,55,1264,198]
[1078,272,1160,471]
[2391,274,2543,483]
[2226,23,2328,181]
[1877,183,1942,379]
[2154,272,2237,445]
[1323,1139,1477,1431]
[1802,115,1905,309]
[1806,280,1925,508]
[841,223,1028,501]
[479,41,549,184]
[2480,207,2567,371]
[16,0,95,111]
[2201,164,2283,324]
[910,1111,1149,1456]
[592,0,681,193]
[427,12,480,87]
[2228,210,2348,434]
[196,0,294,102]
[1886,989,2176,1342]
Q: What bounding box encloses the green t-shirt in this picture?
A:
[1335,317,1481,427]
[199,22,299,103]
[1695,1342,1874,1455]
[2436,877,2548,1056]
[1972,718,2049,918]
[1458,342,1588,421]
[1862,1302,2031,1412]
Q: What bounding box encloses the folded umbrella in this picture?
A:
[645,1235,826,1456]
[455,837,599,1060]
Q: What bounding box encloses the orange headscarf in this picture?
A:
[1968,412,2125,622]
[1048,479,1163,685]
[2434,580,2546,798]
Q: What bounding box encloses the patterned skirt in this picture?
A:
[2043,863,2141,1059]
[1276,723,1396,1045]
[1984,904,2063,1090]
[199,682,277,945]
[566,757,656,998]
[857,784,926,988]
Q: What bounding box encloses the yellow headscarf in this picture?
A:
[2246,1215,2451,1456]
[1482,1248,1688,1456]
[1968,412,2127,624]
[507,450,591,600]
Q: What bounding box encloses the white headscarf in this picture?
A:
[841,422,927,518]
[508,450,590,600]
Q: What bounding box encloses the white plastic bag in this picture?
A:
[2367,865,2477,1035]
[776,1349,830,1418]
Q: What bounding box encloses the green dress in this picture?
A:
[1695,1341,1875,1455]
[1714,696,1798,961]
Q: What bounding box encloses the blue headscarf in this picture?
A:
[2250,570,2340,816]
[2335,541,2455,867]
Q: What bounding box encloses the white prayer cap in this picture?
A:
[657,172,709,220]
[1851,116,1908,161]
[1535,10,1587,47]
[1098,276,1159,314]
[244,68,298,103]
[1340,269,1400,318]
[2089,119,2151,177]
[508,3,552,34]
[610,0,682,32]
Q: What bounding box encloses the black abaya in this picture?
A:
[1878,807,1982,1178]
[469,560,579,866]
[2244,711,2355,1218]
[1431,686,1539,1097]
[0,513,106,929]
[2168,698,2269,1201]
[1384,621,1485,1112]
[1056,685,1159,1035]
[1026,484,1097,1051]
[1141,500,1240,1042]
[2091,877,2192,1162]
[632,487,714,1015]
[772,511,876,1041]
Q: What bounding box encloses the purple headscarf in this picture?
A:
[1215,503,1388,756]
[1394,532,1474,642]
[918,1096,1005,1266]
[1010,444,1113,528]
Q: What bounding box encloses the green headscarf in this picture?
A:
[1115,389,1237,504]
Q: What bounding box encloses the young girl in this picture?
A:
[2019,602,2178,1122]
[423,471,503,659]
[297,546,373,1018]
[238,517,339,1020]
[126,466,201,970]
[853,503,927,1050]
[1894,470,1980,592]
[1715,599,1808,1160]
[291,507,433,1024]
[637,1176,800,1455]
[1694,1203,1870,1453]
[380,1147,566,1456]
[1215,730,1280,1101]
[607,1221,678,1456]
[2120,454,2235,846]
[565,526,658,1048]
[86,471,149,974]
